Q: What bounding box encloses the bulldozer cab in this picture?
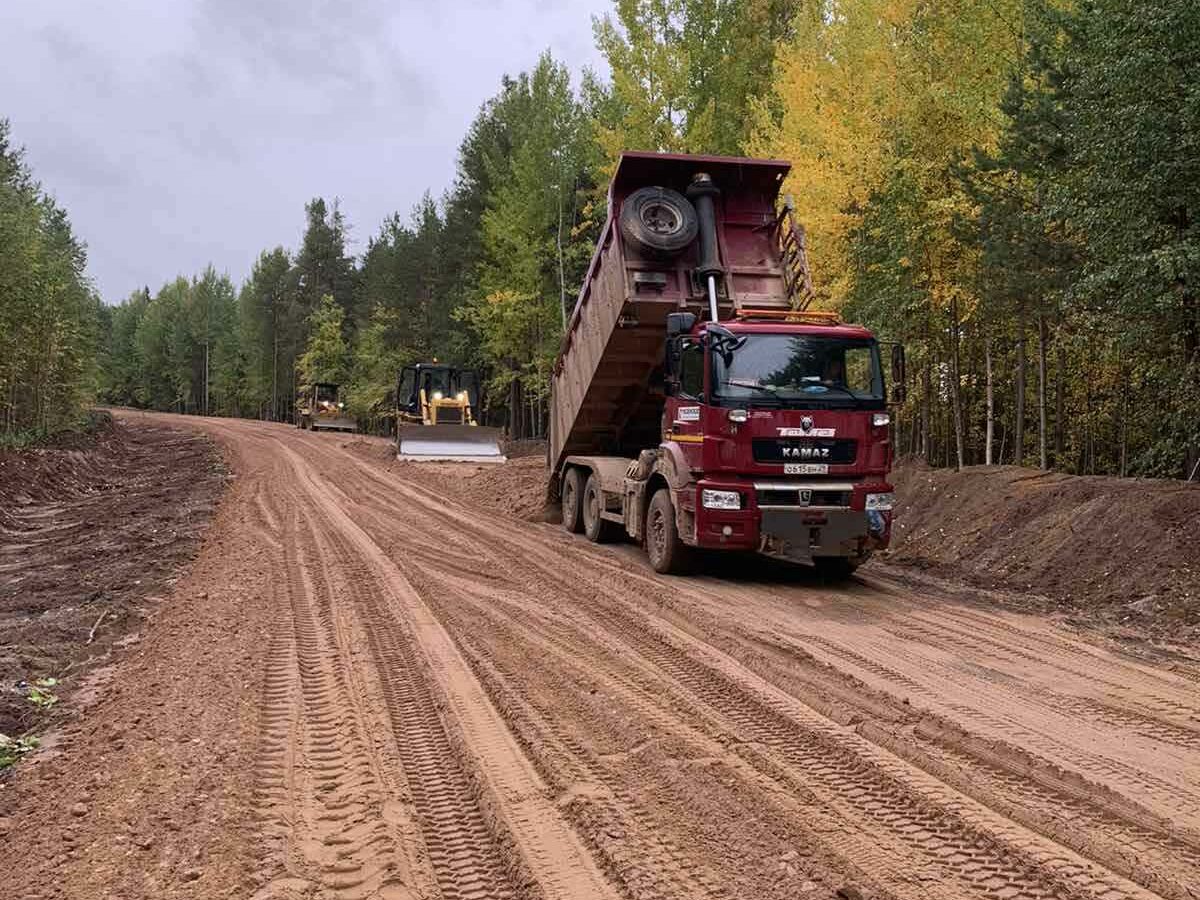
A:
[395,363,505,462]
[397,364,481,426]
[312,382,339,406]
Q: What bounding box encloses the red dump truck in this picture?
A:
[549,152,904,576]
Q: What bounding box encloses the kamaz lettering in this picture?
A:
[782,445,831,460]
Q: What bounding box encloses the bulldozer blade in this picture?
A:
[397,425,507,463]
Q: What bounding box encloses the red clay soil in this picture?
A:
[343,435,555,522]
[884,461,1199,640]
[0,414,225,740]
[4,412,1199,900]
[349,440,1199,643]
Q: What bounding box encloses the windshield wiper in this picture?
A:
[719,380,784,403]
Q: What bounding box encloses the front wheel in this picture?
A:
[645,488,692,574]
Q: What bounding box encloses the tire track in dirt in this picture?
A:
[248,496,424,900]
[277,440,622,900]
[313,455,1173,900]
[166,419,1197,900]
[319,453,1190,900]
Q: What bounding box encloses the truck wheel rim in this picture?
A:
[564,481,577,518]
[642,201,681,236]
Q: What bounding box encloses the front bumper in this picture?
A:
[691,479,893,562]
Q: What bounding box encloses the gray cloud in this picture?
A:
[0,0,610,300]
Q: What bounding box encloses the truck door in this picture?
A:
[669,337,706,466]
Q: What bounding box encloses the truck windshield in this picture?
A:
[713,334,884,408]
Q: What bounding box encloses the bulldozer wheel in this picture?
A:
[561,467,585,534]
[582,473,617,543]
[646,488,692,575]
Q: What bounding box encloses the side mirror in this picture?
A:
[664,337,681,395]
[704,323,746,366]
[891,344,907,403]
[666,311,697,337]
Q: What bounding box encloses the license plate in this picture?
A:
[785,463,829,475]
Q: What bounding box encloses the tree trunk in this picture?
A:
[985,336,994,466]
[1014,318,1026,466]
[1037,313,1047,469]
[921,359,932,461]
[1054,340,1065,465]
[271,314,279,421]
[949,297,965,469]
[508,373,523,439]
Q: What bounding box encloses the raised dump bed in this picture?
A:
[548,152,810,478]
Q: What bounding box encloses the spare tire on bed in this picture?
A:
[619,186,699,256]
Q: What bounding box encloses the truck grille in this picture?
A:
[752,438,857,465]
[756,487,851,508]
[436,408,464,425]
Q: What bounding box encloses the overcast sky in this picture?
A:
[0,0,611,302]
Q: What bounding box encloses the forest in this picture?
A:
[3,0,1198,478]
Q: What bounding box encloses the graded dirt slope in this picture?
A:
[886,463,1199,639]
[2,411,1197,900]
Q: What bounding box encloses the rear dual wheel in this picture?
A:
[582,474,618,543]
[561,468,584,534]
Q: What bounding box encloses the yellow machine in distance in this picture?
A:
[395,363,505,461]
[297,382,357,432]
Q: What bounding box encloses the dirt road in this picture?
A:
[6,411,1198,900]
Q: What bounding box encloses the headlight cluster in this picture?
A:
[865,492,894,511]
[701,489,741,510]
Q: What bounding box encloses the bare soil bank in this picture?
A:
[886,462,1198,640]
[0,414,226,740]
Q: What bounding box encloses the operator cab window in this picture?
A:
[398,369,416,409]
[678,339,704,398]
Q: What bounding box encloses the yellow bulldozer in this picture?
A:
[296,382,357,433]
[395,363,505,461]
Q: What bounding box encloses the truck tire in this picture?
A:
[619,186,699,257]
[561,467,585,534]
[582,473,618,543]
[646,488,692,574]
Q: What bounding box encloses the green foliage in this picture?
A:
[593,0,798,159]
[0,120,101,436]
[297,294,350,388]
[0,733,39,769]
[89,0,1200,472]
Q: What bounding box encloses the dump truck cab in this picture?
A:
[297,382,357,433]
[652,311,894,570]
[549,151,901,576]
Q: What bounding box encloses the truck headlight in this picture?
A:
[727,408,748,423]
[873,412,890,427]
[865,492,894,511]
[432,391,443,400]
[702,489,741,510]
